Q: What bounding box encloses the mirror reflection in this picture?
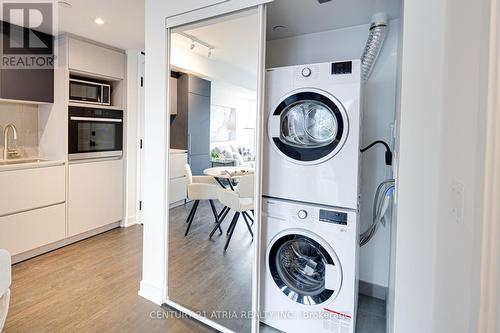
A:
[167,9,259,333]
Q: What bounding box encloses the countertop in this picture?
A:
[0,158,66,172]
[170,149,188,154]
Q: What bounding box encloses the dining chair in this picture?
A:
[184,164,223,236]
[210,174,254,251]
[0,249,11,332]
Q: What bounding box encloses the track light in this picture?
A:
[178,32,215,56]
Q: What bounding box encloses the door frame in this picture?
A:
[478,0,500,330]
[163,2,269,333]
[136,52,145,224]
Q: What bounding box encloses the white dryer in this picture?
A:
[260,197,359,333]
[263,60,362,210]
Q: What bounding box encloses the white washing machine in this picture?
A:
[260,197,359,333]
[263,60,362,210]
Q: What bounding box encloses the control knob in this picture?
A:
[301,67,312,77]
[297,209,308,219]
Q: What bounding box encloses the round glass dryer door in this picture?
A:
[268,90,348,164]
[268,233,342,305]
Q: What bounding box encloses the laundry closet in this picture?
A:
[262,1,401,332]
[142,0,491,332]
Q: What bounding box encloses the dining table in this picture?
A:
[203,166,255,191]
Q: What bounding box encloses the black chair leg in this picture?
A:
[218,206,228,219]
[224,212,240,251]
[185,200,197,223]
[184,200,199,236]
[243,211,254,226]
[243,211,254,223]
[226,217,236,235]
[209,208,230,238]
[242,212,253,239]
[209,200,222,234]
[227,216,237,235]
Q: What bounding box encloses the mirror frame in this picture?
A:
[163,2,268,332]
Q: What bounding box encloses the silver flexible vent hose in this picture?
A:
[361,13,388,81]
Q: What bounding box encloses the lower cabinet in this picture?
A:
[169,177,187,204]
[69,159,123,236]
[169,152,187,205]
[0,203,65,256]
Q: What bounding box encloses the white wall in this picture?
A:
[210,81,257,150]
[393,0,491,332]
[266,20,400,289]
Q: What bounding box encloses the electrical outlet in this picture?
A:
[451,180,464,224]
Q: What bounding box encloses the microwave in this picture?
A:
[69,78,111,105]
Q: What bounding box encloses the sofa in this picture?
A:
[211,144,255,167]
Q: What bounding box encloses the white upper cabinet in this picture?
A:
[68,37,125,79]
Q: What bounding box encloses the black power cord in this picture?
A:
[360,140,393,166]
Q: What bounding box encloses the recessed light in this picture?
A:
[272,25,287,31]
[94,18,105,25]
[58,1,72,8]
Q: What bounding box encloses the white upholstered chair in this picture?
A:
[210,174,254,251]
[184,164,223,236]
[0,250,11,332]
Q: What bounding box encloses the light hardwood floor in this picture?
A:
[3,217,385,333]
[3,225,213,333]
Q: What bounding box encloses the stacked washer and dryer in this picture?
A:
[261,60,363,333]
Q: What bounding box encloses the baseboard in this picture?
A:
[138,280,164,306]
[359,280,388,301]
[169,200,186,209]
[12,222,121,264]
[123,215,137,227]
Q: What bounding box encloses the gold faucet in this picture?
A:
[3,124,19,160]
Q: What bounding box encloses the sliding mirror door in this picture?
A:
[167,7,262,332]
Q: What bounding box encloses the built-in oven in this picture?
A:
[68,106,123,160]
[69,78,111,105]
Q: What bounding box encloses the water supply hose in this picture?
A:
[360,179,395,247]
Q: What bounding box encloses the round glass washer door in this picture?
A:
[268,231,342,305]
[268,90,348,165]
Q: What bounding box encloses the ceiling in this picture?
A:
[50,0,402,50]
[57,0,144,50]
[173,12,259,75]
[267,0,402,40]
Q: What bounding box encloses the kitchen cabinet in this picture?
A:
[0,165,65,217]
[68,37,125,79]
[68,159,123,236]
[170,77,178,115]
[169,150,187,205]
[170,74,211,176]
[0,21,54,103]
[0,203,65,256]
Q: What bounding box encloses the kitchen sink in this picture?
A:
[0,159,48,166]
